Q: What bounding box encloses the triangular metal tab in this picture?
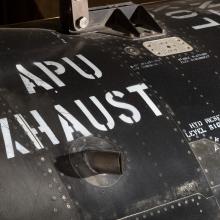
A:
[130,6,163,33]
[105,9,140,37]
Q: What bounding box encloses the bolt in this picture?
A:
[124,46,140,56]
[76,17,89,29]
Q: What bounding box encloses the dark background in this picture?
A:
[0,0,160,25]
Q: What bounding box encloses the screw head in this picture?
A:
[77,17,89,29]
[124,46,140,56]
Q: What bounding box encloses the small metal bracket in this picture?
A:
[60,0,89,32]
[71,0,89,30]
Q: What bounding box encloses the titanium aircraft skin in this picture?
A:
[0,0,220,219]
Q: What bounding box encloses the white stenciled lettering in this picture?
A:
[55,105,91,141]
[58,115,75,142]
[106,91,141,124]
[208,122,220,131]
[192,17,220,29]
[34,62,66,87]
[166,10,198,19]
[205,114,220,124]
[199,1,213,9]
[17,55,102,94]
[16,64,53,94]
[62,54,102,79]
[215,137,219,144]
[153,5,169,12]
[184,128,207,138]
[0,118,30,159]
[0,82,166,160]
[199,1,220,9]
[30,110,60,145]
[209,3,220,9]
[209,9,220,16]
[44,61,66,75]
[14,141,30,155]
[189,121,203,129]
[127,83,162,117]
[0,118,15,158]
[14,114,44,150]
[75,97,115,131]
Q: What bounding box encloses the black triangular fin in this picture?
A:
[130,6,163,33]
[106,9,140,37]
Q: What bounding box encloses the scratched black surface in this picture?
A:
[0,0,220,219]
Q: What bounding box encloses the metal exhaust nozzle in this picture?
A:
[83,150,122,175]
